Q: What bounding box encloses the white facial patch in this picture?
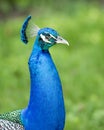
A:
[40,34,51,43]
[50,34,57,40]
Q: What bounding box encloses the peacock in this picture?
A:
[0,16,69,130]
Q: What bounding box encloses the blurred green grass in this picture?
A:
[0,2,104,130]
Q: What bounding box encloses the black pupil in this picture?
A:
[45,34,51,40]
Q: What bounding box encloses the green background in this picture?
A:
[0,0,104,130]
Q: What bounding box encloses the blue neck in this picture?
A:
[21,36,65,130]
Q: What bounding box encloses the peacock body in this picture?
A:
[0,16,69,130]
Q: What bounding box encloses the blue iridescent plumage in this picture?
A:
[20,16,69,130]
[0,16,69,130]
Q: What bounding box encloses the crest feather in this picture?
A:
[21,15,40,44]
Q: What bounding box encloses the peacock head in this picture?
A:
[37,27,69,50]
[21,16,69,50]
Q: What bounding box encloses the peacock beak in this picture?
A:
[56,36,69,46]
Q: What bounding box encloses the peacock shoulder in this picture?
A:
[0,109,24,130]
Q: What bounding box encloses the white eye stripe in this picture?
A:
[50,34,57,40]
[44,32,57,40]
[40,34,51,43]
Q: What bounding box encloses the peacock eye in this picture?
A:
[45,34,51,40]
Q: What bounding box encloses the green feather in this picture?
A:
[0,109,23,125]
